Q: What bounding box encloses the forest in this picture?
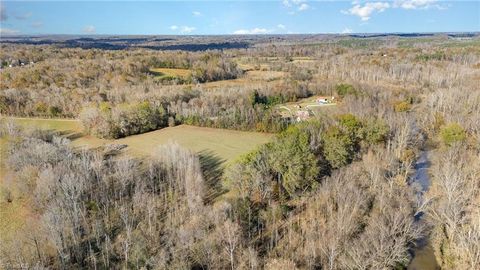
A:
[0,34,479,269]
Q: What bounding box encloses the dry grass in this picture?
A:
[276,95,337,118]
[149,67,191,78]
[201,70,286,90]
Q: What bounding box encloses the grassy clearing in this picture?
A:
[201,70,286,90]
[1,117,272,163]
[276,95,337,118]
[6,117,83,132]
[149,67,191,79]
[116,125,272,162]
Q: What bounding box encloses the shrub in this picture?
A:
[48,106,62,117]
[394,101,411,112]
[362,117,390,145]
[34,102,48,115]
[336,83,356,97]
[337,113,362,139]
[322,126,355,169]
[440,123,466,146]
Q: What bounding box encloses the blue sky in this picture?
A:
[0,1,478,35]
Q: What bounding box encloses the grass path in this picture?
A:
[2,116,78,121]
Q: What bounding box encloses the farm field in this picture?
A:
[148,65,285,91]
[114,125,272,162]
[201,70,285,90]
[0,117,272,164]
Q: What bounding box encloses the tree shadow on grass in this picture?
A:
[198,150,227,204]
[64,131,85,141]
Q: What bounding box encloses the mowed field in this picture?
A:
[1,117,272,164]
[114,125,272,161]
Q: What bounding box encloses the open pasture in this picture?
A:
[1,117,272,163]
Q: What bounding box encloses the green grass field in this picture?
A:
[1,117,272,163]
[115,125,272,162]
[5,117,83,132]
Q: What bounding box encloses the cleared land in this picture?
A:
[276,95,337,118]
[1,117,272,163]
[201,70,285,90]
[114,125,272,162]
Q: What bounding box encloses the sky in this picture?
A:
[0,0,479,35]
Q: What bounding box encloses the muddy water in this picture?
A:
[407,151,440,270]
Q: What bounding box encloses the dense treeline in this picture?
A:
[80,101,168,138]
[79,87,290,137]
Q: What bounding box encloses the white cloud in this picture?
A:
[192,11,202,17]
[341,27,353,34]
[346,2,390,21]
[394,0,437,10]
[277,24,286,29]
[170,25,196,34]
[180,26,195,34]
[83,25,96,34]
[298,3,309,11]
[0,28,20,35]
[344,0,445,21]
[233,28,270,35]
[283,0,309,12]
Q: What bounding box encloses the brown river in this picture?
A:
[407,151,440,270]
